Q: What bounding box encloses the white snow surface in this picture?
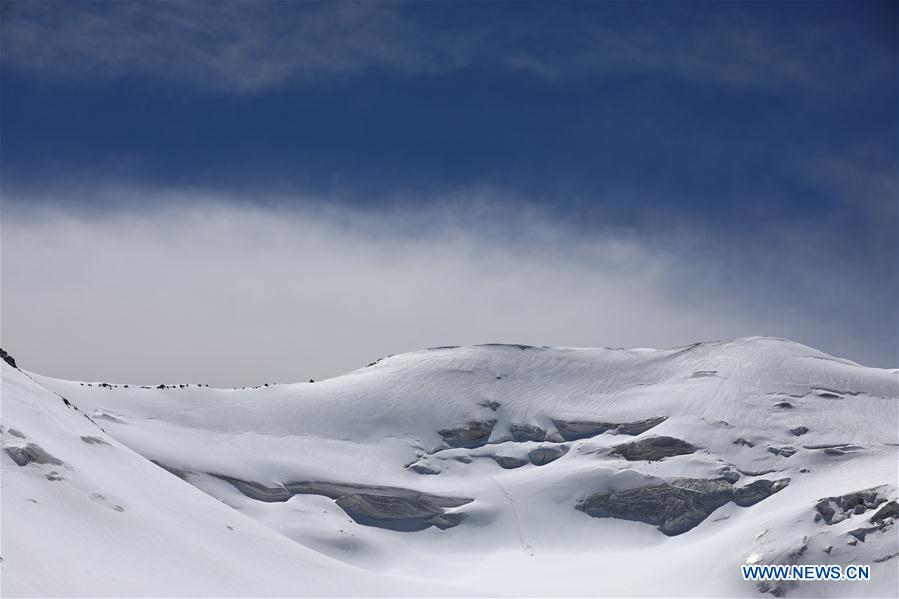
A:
[3,336,898,597]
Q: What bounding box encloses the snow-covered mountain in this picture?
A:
[3,337,897,597]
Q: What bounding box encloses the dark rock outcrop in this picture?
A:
[0,348,17,368]
[733,479,788,507]
[767,446,797,458]
[439,420,497,448]
[4,443,63,467]
[577,477,789,536]
[814,487,887,525]
[717,466,741,484]
[611,436,696,461]
[528,445,569,466]
[492,455,529,469]
[870,501,899,523]
[614,417,669,436]
[553,416,666,441]
[409,463,441,475]
[510,424,546,442]
[789,426,809,436]
[848,520,890,542]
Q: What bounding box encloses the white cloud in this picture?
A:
[2,190,893,386]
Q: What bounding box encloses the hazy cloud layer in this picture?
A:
[1,3,894,386]
[1,1,887,93]
[2,192,894,386]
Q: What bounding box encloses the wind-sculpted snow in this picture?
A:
[7,337,899,597]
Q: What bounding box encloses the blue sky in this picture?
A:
[1,1,896,384]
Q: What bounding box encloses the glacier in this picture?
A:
[2,337,897,597]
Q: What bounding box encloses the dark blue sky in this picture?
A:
[2,2,895,224]
[1,1,897,378]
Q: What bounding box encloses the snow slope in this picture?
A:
[0,362,455,597]
[4,337,898,597]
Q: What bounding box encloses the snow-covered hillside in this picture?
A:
[3,337,898,597]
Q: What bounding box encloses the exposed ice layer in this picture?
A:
[610,436,696,461]
[871,501,899,522]
[576,477,790,536]
[409,463,441,475]
[527,445,568,465]
[213,474,473,530]
[814,487,888,525]
[438,420,497,448]
[509,424,546,442]
[552,416,667,441]
[4,443,64,467]
[491,455,529,470]
[336,494,465,531]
